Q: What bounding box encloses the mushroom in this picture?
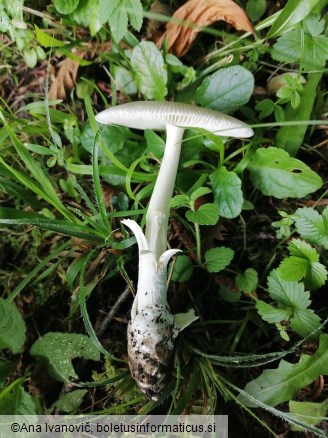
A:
[96,101,253,400]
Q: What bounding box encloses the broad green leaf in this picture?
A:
[35,25,66,47]
[125,0,143,31]
[0,361,17,388]
[272,30,328,70]
[169,194,189,209]
[196,66,254,113]
[186,203,219,225]
[74,0,100,30]
[190,187,212,204]
[294,207,328,249]
[0,11,10,32]
[235,268,258,293]
[303,14,325,37]
[88,0,102,35]
[277,239,327,289]
[23,49,37,69]
[55,389,88,413]
[247,147,322,198]
[0,298,26,354]
[30,333,101,382]
[205,247,234,273]
[0,380,36,414]
[171,255,193,283]
[256,300,293,323]
[144,129,165,157]
[268,270,310,308]
[98,0,120,23]
[262,270,322,338]
[289,399,328,432]
[278,256,310,281]
[53,0,79,14]
[246,0,266,21]
[288,239,319,262]
[109,3,128,43]
[131,42,167,100]
[304,261,327,290]
[290,308,322,338]
[113,65,137,95]
[267,0,321,38]
[210,167,243,219]
[4,0,24,21]
[99,0,142,41]
[240,334,328,407]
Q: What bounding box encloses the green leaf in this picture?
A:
[131,41,167,100]
[186,203,219,225]
[190,187,212,204]
[271,25,328,70]
[30,333,101,382]
[290,308,322,338]
[246,0,266,21]
[55,389,88,413]
[125,0,143,31]
[169,194,189,209]
[288,239,319,261]
[240,334,328,407]
[278,256,310,282]
[98,0,119,23]
[53,0,79,15]
[4,0,24,21]
[289,399,328,432]
[35,25,66,47]
[210,167,243,218]
[171,255,193,282]
[0,380,36,414]
[23,49,37,69]
[256,300,293,323]
[0,361,17,389]
[255,98,275,119]
[0,298,26,354]
[267,0,321,38]
[144,129,165,157]
[99,0,143,40]
[196,66,254,113]
[277,239,327,289]
[0,207,104,242]
[304,261,327,290]
[109,3,128,42]
[235,268,258,293]
[262,270,322,338]
[247,147,322,198]
[268,270,310,308]
[294,206,328,249]
[205,247,234,273]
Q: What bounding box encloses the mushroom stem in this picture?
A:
[145,124,184,260]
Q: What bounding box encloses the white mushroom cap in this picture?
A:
[96,101,253,138]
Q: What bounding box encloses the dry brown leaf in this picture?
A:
[49,56,81,100]
[48,42,113,101]
[155,0,254,57]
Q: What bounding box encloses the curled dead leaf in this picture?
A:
[48,43,112,101]
[156,0,254,57]
[49,55,82,101]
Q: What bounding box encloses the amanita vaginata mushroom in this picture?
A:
[96,101,253,400]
